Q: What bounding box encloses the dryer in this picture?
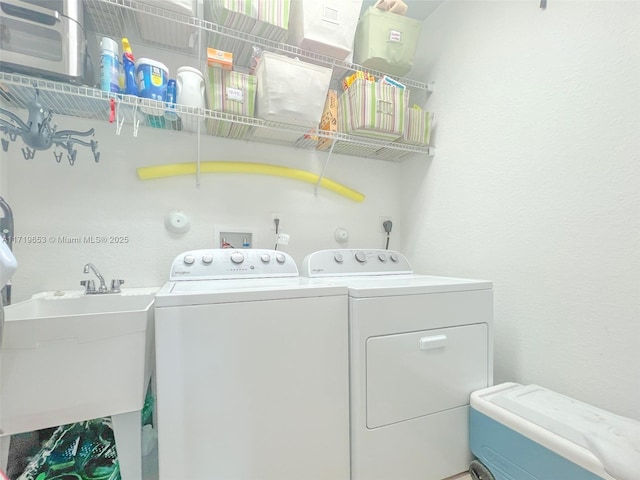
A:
[154,249,350,480]
[301,249,493,480]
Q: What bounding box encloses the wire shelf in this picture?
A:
[0,72,433,160]
[83,0,434,100]
[0,1,434,161]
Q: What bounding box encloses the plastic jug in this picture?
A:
[176,66,206,132]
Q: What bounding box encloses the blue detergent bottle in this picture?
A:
[121,37,137,96]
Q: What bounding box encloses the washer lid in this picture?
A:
[154,277,347,307]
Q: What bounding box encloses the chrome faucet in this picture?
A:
[81,263,125,294]
[83,263,108,293]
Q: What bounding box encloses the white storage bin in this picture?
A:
[255,51,332,127]
[288,0,363,60]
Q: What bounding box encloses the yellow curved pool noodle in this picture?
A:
[137,162,365,203]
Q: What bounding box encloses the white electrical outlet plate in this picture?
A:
[276,233,290,245]
[214,226,257,249]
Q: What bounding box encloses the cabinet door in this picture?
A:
[366,323,488,428]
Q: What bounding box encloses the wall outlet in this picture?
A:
[276,233,290,245]
[379,216,393,233]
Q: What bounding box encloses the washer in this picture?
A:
[301,249,494,480]
[154,249,350,480]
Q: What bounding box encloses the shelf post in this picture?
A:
[314,138,337,198]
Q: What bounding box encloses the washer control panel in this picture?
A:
[300,249,413,277]
[169,249,298,280]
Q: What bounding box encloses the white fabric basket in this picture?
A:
[288,0,363,60]
[255,51,332,127]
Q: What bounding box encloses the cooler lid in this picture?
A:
[472,383,640,480]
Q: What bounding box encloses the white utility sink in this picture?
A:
[5,291,156,319]
[0,288,158,480]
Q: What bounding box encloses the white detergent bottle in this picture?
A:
[176,66,206,133]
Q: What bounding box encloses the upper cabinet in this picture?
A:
[0,0,435,161]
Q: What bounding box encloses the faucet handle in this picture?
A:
[110,279,125,293]
[80,279,95,294]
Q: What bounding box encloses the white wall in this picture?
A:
[401,0,640,419]
[4,117,401,302]
[4,0,638,422]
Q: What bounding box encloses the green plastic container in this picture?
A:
[353,7,422,76]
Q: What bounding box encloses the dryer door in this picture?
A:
[366,323,488,428]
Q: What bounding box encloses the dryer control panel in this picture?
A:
[169,249,298,280]
[301,249,413,277]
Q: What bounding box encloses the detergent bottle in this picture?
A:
[121,38,138,96]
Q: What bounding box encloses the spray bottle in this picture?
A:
[121,38,138,96]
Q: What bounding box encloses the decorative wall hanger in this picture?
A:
[0,89,100,165]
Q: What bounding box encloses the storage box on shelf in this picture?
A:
[253,51,332,142]
[253,0,290,42]
[402,107,434,146]
[206,66,257,139]
[373,106,434,160]
[288,0,363,60]
[205,0,291,67]
[338,78,408,141]
[353,6,422,77]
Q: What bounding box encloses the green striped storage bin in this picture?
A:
[401,108,433,146]
[353,7,422,77]
[206,0,259,31]
[338,79,408,141]
[253,0,290,42]
[206,66,257,139]
[206,1,290,66]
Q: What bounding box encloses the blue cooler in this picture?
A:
[470,383,639,480]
